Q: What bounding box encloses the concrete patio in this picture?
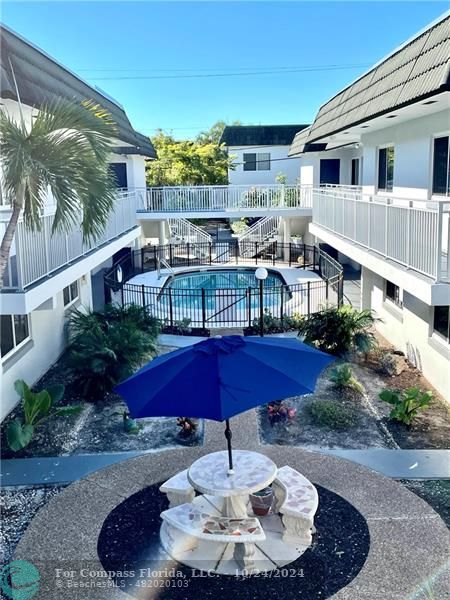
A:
[12,407,450,599]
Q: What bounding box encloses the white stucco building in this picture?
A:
[0,25,156,419]
[220,125,308,185]
[289,13,450,399]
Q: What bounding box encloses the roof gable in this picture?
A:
[0,25,156,158]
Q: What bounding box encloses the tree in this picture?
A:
[0,98,118,287]
[146,120,239,186]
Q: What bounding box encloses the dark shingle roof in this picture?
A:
[0,25,156,158]
[302,14,450,145]
[220,124,309,147]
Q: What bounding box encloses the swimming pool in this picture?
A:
[162,268,289,314]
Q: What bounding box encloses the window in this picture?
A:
[378,146,394,192]
[351,158,360,185]
[63,280,79,307]
[385,280,402,307]
[257,153,271,171]
[433,306,450,343]
[1,314,30,358]
[432,136,450,196]
[243,153,271,171]
[108,163,128,188]
[320,159,340,185]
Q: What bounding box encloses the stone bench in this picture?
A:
[161,502,265,569]
[159,469,195,507]
[272,465,319,546]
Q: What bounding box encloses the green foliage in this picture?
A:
[297,306,378,356]
[67,304,160,400]
[6,380,81,451]
[230,218,249,234]
[0,97,117,242]
[307,399,358,430]
[379,387,433,425]
[146,123,234,186]
[329,364,365,395]
[250,309,303,334]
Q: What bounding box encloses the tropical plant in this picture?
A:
[66,304,160,400]
[250,309,303,334]
[329,364,365,395]
[307,399,358,430]
[379,387,433,425]
[0,97,118,286]
[6,380,82,451]
[297,306,378,355]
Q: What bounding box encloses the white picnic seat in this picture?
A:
[272,465,319,546]
[161,502,265,569]
[159,469,195,507]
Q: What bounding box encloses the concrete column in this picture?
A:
[158,220,168,246]
[282,218,291,261]
[360,265,374,310]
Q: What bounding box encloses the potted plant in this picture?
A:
[249,487,274,516]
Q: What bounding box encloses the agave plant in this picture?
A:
[329,364,365,395]
[6,380,82,451]
[297,306,379,356]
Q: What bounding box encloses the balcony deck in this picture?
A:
[312,187,450,284]
[139,184,313,219]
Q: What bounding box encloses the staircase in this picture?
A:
[168,217,212,246]
[238,216,281,258]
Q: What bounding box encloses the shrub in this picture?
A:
[329,364,365,395]
[297,306,378,356]
[67,304,160,400]
[250,309,303,334]
[6,380,82,451]
[230,218,249,234]
[379,387,433,425]
[307,399,358,430]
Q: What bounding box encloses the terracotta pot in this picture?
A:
[249,487,273,516]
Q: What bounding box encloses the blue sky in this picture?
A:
[2,1,448,139]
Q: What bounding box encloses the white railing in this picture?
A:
[313,187,450,282]
[1,189,143,290]
[143,184,313,213]
[168,217,212,245]
[238,216,281,258]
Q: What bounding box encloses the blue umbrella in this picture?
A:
[115,336,334,470]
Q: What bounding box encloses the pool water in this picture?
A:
[162,268,288,313]
[169,269,284,290]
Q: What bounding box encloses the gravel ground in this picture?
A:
[258,359,450,450]
[1,346,203,459]
[401,480,450,528]
[0,485,66,564]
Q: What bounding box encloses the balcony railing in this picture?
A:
[142,184,313,213]
[1,189,144,290]
[313,187,450,282]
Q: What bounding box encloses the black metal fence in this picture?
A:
[104,241,343,331]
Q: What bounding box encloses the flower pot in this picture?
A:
[249,487,273,516]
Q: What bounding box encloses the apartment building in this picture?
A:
[289,13,450,399]
[0,25,156,418]
[220,125,308,185]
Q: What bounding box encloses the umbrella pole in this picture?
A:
[224,419,234,474]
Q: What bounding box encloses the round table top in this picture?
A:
[188,450,277,497]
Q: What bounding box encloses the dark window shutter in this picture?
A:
[378,148,387,190]
[432,137,449,195]
[109,163,128,188]
[243,153,257,171]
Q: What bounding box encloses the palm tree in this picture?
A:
[0,97,118,287]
